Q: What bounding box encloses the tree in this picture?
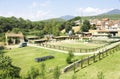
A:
[91,24,96,30]
[81,20,91,32]
[53,66,61,79]
[59,22,65,31]
[66,50,74,64]
[69,16,81,22]
[52,24,60,36]
[12,28,21,33]
[65,22,72,33]
[0,50,21,79]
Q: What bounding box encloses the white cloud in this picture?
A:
[31,10,54,21]
[31,0,50,8]
[75,7,114,16]
[32,2,38,7]
[40,0,50,7]
[0,10,54,21]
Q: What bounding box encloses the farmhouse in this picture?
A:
[5,32,24,45]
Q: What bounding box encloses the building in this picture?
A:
[5,32,24,45]
[89,18,120,38]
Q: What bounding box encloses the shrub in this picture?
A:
[66,50,74,64]
[97,72,104,79]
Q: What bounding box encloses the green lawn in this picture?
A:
[49,40,109,49]
[5,46,84,76]
[57,43,104,49]
[60,51,120,79]
[5,46,120,79]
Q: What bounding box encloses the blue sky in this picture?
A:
[0,0,120,21]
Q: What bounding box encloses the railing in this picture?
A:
[62,43,120,73]
[37,43,111,53]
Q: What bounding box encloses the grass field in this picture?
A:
[60,50,120,79]
[5,44,120,79]
[5,46,85,76]
[48,40,109,49]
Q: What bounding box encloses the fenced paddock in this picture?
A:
[37,40,117,53]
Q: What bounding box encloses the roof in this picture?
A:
[102,18,109,21]
[5,33,24,37]
[54,36,69,39]
[34,39,48,42]
[93,33,109,36]
[27,36,39,39]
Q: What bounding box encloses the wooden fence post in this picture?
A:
[109,49,112,54]
[102,51,104,58]
[79,49,81,53]
[73,62,76,73]
[88,56,90,65]
[106,51,108,56]
[113,49,115,53]
[93,54,96,62]
[58,46,60,50]
[99,52,101,60]
[81,58,83,68]
[53,45,55,48]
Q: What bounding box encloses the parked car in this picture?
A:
[19,42,27,47]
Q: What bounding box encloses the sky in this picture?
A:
[0,0,120,21]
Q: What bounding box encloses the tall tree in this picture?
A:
[65,22,72,33]
[81,20,91,32]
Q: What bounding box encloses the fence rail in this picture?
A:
[62,43,120,73]
[37,43,111,53]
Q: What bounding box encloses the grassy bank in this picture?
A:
[60,50,120,79]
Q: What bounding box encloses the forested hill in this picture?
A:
[0,16,67,41]
[82,9,120,20]
[83,14,120,20]
[0,16,82,41]
[0,16,66,33]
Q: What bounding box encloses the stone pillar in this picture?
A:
[13,38,16,45]
[5,35,8,45]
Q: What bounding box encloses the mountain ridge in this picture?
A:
[102,9,120,15]
[60,15,75,20]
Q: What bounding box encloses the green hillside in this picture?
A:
[83,14,120,20]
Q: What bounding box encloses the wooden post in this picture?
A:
[92,49,94,52]
[74,48,75,52]
[99,52,101,60]
[81,58,83,68]
[102,52,104,58]
[5,34,8,45]
[106,51,108,56]
[79,49,81,53]
[63,46,64,50]
[88,56,90,65]
[93,54,96,62]
[113,49,115,53]
[73,62,76,73]
[109,50,112,54]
